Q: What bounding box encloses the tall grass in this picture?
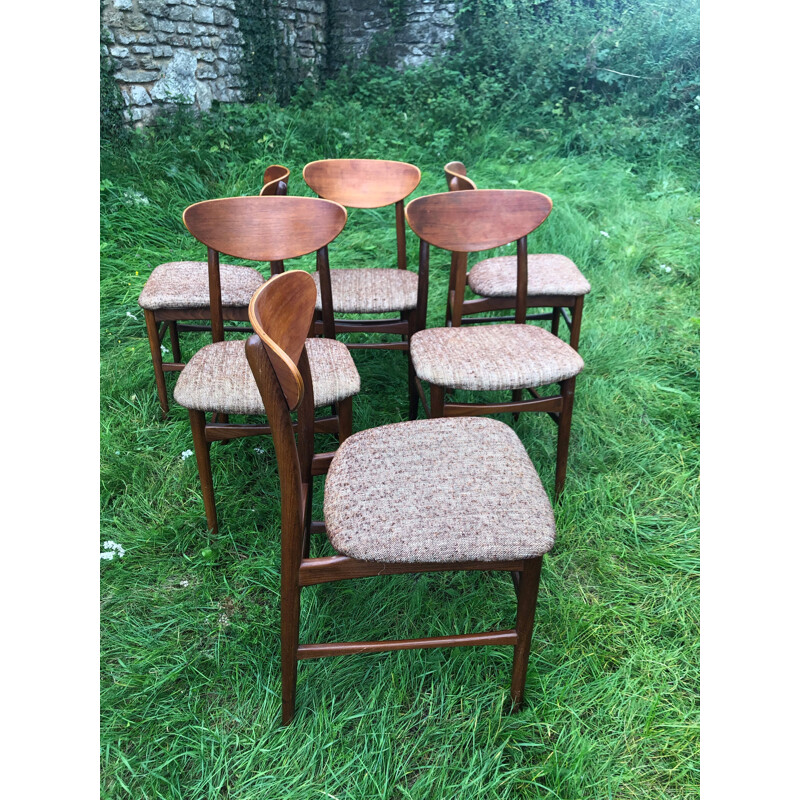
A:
[100,53,698,798]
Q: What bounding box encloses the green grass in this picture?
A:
[100,101,698,798]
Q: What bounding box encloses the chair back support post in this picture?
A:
[207,247,224,342]
[450,251,469,327]
[416,239,430,332]
[316,245,337,340]
[395,200,407,269]
[515,236,528,325]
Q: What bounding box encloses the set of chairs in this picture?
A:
[136,158,591,724]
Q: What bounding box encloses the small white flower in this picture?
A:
[181,450,194,460]
[100,551,115,560]
[101,540,125,560]
[253,447,266,455]
[161,345,169,355]
[599,231,610,238]
[115,450,120,455]
[126,311,138,320]
[665,266,672,273]
[179,579,189,588]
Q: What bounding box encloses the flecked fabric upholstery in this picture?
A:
[138,261,264,310]
[468,254,590,298]
[313,268,418,313]
[173,338,360,414]
[410,324,584,391]
[324,416,555,563]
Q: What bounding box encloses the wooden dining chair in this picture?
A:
[139,165,291,416]
[406,189,585,499]
[443,161,590,352]
[302,158,426,419]
[173,195,360,535]
[246,270,557,724]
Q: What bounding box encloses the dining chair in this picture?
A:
[406,189,585,499]
[173,195,360,535]
[246,269,556,724]
[139,165,291,416]
[443,161,590,351]
[302,158,426,419]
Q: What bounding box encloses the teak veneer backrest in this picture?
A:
[183,196,347,262]
[260,164,291,197]
[443,161,477,192]
[303,159,421,209]
[405,189,552,252]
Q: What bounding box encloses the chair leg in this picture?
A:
[168,321,182,363]
[144,309,170,417]
[281,573,301,725]
[512,389,522,422]
[406,311,420,421]
[188,409,218,534]
[551,306,561,338]
[555,376,576,500]
[430,384,445,418]
[337,396,353,444]
[569,296,584,352]
[510,556,543,711]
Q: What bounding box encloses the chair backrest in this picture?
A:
[182,195,347,341]
[443,161,477,192]
[405,189,552,252]
[261,164,290,197]
[303,159,421,209]
[406,189,552,326]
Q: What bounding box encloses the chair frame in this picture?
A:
[443,161,585,352]
[179,194,353,535]
[303,158,427,419]
[406,189,578,499]
[246,271,545,725]
[143,165,290,416]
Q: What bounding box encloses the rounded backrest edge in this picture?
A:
[183,196,347,261]
[303,158,422,208]
[405,189,553,252]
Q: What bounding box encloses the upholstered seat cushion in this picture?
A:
[324,416,555,563]
[410,324,584,391]
[468,254,590,298]
[138,261,265,310]
[313,268,418,313]
[173,337,360,414]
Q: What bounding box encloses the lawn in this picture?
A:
[100,96,699,798]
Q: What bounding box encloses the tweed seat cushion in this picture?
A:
[468,254,590,298]
[173,338,360,414]
[138,261,264,310]
[411,324,584,391]
[324,416,555,563]
[313,268,418,313]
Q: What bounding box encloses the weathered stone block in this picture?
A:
[113,0,133,9]
[167,34,190,46]
[197,65,218,79]
[110,46,130,58]
[116,69,161,82]
[213,8,232,25]
[151,50,198,102]
[152,45,174,57]
[131,45,152,54]
[177,23,194,34]
[169,5,193,22]
[193,6,214,23]
[154,19,176,33]
[129,85,153,105]
[139,0,168,15]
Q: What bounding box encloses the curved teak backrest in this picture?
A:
[261,164,291,196]
[303,159,421,209]
[248,271,317,410]
[405,189,552,252]
[183,196,347,261]
[443,161,477,192]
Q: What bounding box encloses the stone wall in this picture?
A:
[102,0,457,124]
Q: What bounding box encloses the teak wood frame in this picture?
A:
[303,159,426,419]
[406,189,577,499]
[179,194,352,535]
[246,270,545,725]
[443,161,585,352]
[144,165,291,417]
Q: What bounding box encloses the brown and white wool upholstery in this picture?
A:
[324,416,555,563]
[312,268,418,313]
[174,337,360,414]
[138,261,264,310]
[410,324,584,392]
[468,254,591,299]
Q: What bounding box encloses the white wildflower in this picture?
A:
[665,266,672,273]
[599,231,610,238]
[121,189,150,206]
[101,540,125,561]
[179,579,189,588]
[161,345,169,355]
[253,447,266,455]
[100,551,115,560]
[126,311,138,320]
[115,450,120,455]
[181,450,194,460]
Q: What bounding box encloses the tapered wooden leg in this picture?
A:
[144,309,170,417]
[188,409,218,534]
[168,321,182,363]
[406,311,420,421]
[510,556,543,711]
[337,396,353,444]
[555,376,576,500]
[551,306,561,338]
[569,296,584,352]
[429,383,445,418]
[281,573,301,725]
